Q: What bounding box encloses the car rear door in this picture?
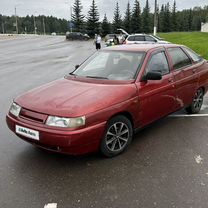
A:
[167,47,198,108]
[136,49,177,127]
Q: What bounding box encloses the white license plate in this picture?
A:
[15,125,39,141]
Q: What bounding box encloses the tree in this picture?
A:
[86,0,99,37]
[171,0,178,31]
[131,0,142,33]
[102,14,111,36]
[158,4,165,32]
[112,2,122,33]
[164,3,171,32]
[123,2,132,34]
[142,0,151,33]
[71,0,85,32]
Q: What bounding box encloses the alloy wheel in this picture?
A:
[193,89,203,111]
[105,122,129,152]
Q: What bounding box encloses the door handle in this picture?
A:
[193,69,197,73]
[168,78,174,83]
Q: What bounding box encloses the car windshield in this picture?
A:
[72,51,145,80]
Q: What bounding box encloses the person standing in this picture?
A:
[95,34,101,50]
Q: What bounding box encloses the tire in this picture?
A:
[100,115,133,157]
[185,88,204,114]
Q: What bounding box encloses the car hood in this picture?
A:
[15,78,137,117]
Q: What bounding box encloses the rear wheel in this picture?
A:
[100,115,133,157]
[185,88,204,114]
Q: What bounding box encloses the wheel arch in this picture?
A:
[108,111,134,128]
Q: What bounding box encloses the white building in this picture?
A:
[201,22,208,32]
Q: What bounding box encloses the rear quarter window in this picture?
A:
[183,47,202,63]
[168,47,192,70]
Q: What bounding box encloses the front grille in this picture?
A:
[19,108,48,124]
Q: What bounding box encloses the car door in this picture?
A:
[136,49,177,127]
[167,47,198,108]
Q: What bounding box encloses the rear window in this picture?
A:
[168,47,192,70]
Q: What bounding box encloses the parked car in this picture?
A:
[124,34,169,44]
[66,32,90,40]
[6,44,208,157]
[105,34,126,46]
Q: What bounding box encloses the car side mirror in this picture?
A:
[142,71,162,81]
[75,65,79,69]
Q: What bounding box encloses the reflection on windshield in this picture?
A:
[73,51,145,80]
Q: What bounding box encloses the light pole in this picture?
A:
[14,4,21,34]
[33,15,37,35]
[43,17,46,35]
[65,1,73,32]
[153,0,157,36]
[1,22,5,34]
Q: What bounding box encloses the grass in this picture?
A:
[158,32,208,59]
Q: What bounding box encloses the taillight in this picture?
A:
[123,40,126,44]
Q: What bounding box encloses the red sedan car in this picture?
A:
[6,44,208,157]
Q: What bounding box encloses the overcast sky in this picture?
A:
[0,0,207,21]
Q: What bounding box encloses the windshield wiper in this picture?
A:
[86,76,108,79]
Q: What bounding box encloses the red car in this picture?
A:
[6,44,208,157]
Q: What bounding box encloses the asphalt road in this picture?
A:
[1,35,208,208]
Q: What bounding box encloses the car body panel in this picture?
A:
[15,78,138,118]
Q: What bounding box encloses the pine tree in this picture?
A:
[171,0,177,31]
[164,3,171,32]
[188,9,193,31]
[71,0,85,32]
[142,0,151,33]
[123,2,132,34]
[102,14,111,36]
[131,0,142,33]
[112,2,122,33]
[86,0,99,37]
[159,4,165,32]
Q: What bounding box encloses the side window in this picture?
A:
[145,36,156,42]
[135,36,145,41]
[183,47,202,63]
[168,47,192,70]
[146,51,170,75]
[127,36,135,41]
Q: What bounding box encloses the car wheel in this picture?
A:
[100,115,133,157]
[185,88,204,114]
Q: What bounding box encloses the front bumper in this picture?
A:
[6,114,106,155]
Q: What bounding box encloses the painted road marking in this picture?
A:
[169,114,208,118]
[44,203,57,208]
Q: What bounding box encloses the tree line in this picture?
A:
[0,0,208,36]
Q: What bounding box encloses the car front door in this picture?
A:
[136,49,177,127]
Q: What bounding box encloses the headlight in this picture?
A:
[46,116,85,128]
[9,102,21,117]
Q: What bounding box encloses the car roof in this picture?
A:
[103,43,180,52]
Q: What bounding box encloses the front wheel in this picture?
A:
[100,115,133,157]
[185,88,204,114]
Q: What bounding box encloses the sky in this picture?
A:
[0,0,207,21]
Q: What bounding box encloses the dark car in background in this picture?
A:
[66,32,90,41]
